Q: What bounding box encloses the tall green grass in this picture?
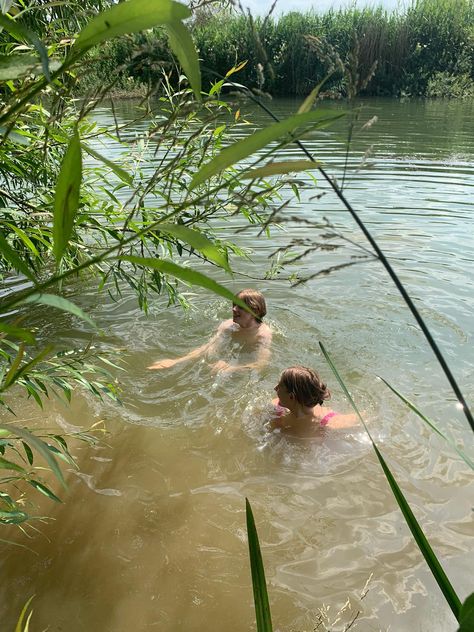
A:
[190,0,474,97]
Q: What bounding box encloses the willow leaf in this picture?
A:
[0,126,30,145]
[0,15,50,80]
[53,129,82,263]
[3,342,24,388]
[0,54,61,80]
[0,323,35,344]
[21,293,96,328]
[190,109,344,190]
[119,256,252,314]
[157,224,230,271]
[74,0,190,51]
[240,160,320,180]
[246,498,273,632]
[319,341,461,621]
[5,223,39,257]
[0,455,26,472]
[28,479,62,503]
[378,376,474,471]
[0,232,35,279]
[166,19,201,101]
[0,509,29,525]
[82,143,133,185]
[0,423,65,488]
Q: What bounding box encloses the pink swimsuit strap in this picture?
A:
[319,411,337,426]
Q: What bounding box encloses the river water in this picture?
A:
[1,97,473,631]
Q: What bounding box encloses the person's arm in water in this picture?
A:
[147,321,230,370]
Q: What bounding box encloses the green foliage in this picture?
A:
[191,109,345,189]
[458,593,474,632]
[14,595,34,632]
[378,376,474,470]
[246,498,273,632]
[426,72,474,98]
[186,1,474,97]
[0,422,99,525]
[0,0,299,542]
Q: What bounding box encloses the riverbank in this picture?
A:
[80,0,474,99]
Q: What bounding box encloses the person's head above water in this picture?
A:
[275,366,331,408]
[232,289,267,327]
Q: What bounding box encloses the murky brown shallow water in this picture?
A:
[1,98,473,631]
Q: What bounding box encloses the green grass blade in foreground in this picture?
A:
[81,143,133,186]
[458,593,474,632]
[319,341,462,621]
[246,498,273,632]
[240,160,320,180]
[373,441,461,620]
[14,595,34,632]
[190,109,345,190]
[297,74,334,114]
[166,20,201,101]
[53,129,82,263]
[73,0,190,51]
[157,224,230,272]
[378,376,474,471]
[119,256,252,314]
[0,423,66,488]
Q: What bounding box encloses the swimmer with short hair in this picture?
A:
[148,289,272,374]
[271,365,357,436]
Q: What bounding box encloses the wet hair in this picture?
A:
[235,289,267,323]
[280,366,331,407]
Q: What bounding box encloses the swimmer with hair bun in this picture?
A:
[271,366,357,436]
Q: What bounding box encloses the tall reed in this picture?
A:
[189,0,474,97]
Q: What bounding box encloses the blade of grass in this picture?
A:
[246,498,273,632]
[319,341,462,621]
[378,376,474,471]
[458,593,474,632]
[14,596,34,632]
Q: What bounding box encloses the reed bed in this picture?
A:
[190,0,474,97]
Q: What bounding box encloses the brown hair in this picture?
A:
[236,289,267,322]
[280,366,331,407]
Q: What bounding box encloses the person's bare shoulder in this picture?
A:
[257,323,272,344]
